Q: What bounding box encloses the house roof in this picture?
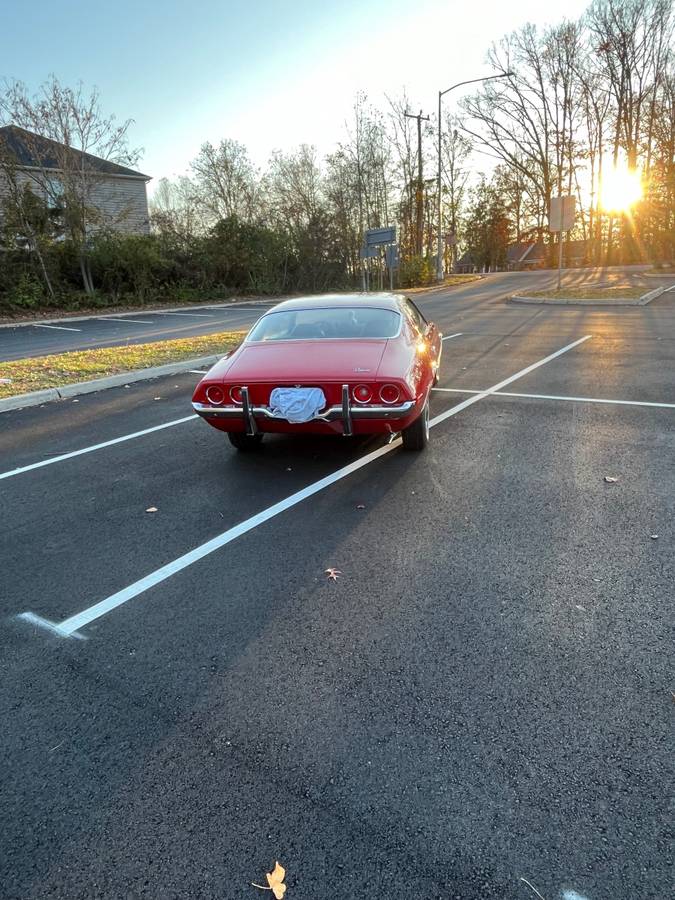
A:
[0,125,150,180]
[456,250,477,267]
[506,242,535,263]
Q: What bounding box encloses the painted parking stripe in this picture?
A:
[429,335,592,428]
[153,311,215,318]
[17,334,591,638]
[32,323,82,332]
[433,387,675,410]
[441,332,463,342]
[0,416,198,482]
[97,318,154,325]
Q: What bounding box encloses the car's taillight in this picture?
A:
[380,384,401,404]
[205,385,225,405]
[229,386,243,404]
[352,384,372,403]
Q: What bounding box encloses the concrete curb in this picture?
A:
[0,354,222,414]
[509,283,671,307]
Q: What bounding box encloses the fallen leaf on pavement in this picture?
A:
[325,567,341,581]
[252,861,286,898]
[603,476,618,483]
[153,396,161,400]
[145,506,158,513]
[650,534,659,539]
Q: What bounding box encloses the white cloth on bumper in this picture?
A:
[269,387,326,423]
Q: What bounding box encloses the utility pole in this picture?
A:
[405,109,429,257]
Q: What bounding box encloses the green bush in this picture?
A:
[398,255,434,288]
[0,214,358,314]
[4,273,44,309]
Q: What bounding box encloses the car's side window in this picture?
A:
[403,298,427,334]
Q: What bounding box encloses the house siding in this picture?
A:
[89,176,150,234]
[0,170,150,235]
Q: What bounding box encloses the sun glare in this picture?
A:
[600,164,643,213]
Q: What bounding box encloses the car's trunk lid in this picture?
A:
[225,339,388,383]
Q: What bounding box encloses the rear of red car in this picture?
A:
[191,296,438,449]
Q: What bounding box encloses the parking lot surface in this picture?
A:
[1,280,673,898]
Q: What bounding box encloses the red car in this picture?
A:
[191,293,442,451]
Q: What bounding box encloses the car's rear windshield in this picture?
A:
[247,307,401,342]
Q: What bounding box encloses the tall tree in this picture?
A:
[0,77,140,293]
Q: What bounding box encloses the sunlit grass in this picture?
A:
[0,331,244,399]
[528,286,645,301]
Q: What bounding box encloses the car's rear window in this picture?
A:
[247,307,401,342]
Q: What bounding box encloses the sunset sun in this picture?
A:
[600,164,643,213]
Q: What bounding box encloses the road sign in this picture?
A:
[385,244,399,269]
[360,245,379,259]
[549,196,575,233]
[365,226,396,246]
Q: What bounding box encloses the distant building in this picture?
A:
[455,239,590,273]
[506,239,589,270]
[0,125,151,234]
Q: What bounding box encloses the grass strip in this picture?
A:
[0,331,244,399]
[526,286,645,300]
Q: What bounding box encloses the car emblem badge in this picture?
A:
[354,367,371,373]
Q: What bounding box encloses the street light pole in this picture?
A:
[436,72,513,282]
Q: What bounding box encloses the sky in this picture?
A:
[1,0,591,193]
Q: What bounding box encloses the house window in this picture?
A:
[46,176,65,209]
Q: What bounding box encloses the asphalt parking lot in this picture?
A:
[0,303,275,361]
[1,282,673,899]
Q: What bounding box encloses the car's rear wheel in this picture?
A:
[401,400,430,451]
[227,431,264,452]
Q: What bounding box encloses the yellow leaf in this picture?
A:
[252,861,287,898]
[266,861,286,899]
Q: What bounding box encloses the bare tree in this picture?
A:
[0,76,141,293]
[190,139,260,224]
[150,175,201,244]
[440,115,472,269]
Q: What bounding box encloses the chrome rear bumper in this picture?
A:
[192,384,415,436]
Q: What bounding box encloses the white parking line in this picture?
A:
[189,370,208,375]
[97,318,154,325]
[433,387,675,410]
[429,335,592,428]
[153,311,215,318]
[441,332,463,342]
[0,416,198,482]
[18,334,591,638]
[32,323,82,332]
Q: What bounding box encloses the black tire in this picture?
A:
[227,431,264,452]
[401,400,430,451]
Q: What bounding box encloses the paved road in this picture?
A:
[1,280,673,899]
[1,265,672,362]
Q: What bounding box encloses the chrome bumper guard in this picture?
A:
[193,384,415,436]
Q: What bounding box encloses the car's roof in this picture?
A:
[267,293,406,313]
